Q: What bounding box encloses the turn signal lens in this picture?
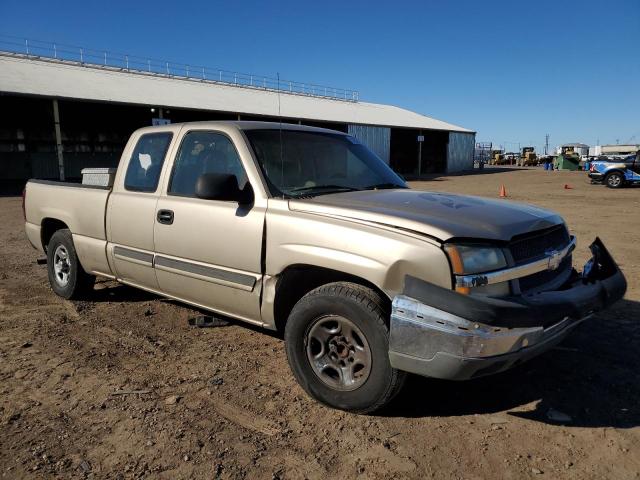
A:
[444,245,469,294]
[444,244,465,275]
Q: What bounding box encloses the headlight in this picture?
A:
[444,244,507,275]
[444,244,508,295]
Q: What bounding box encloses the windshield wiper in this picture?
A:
[363,182,407,190]
[288,185,362,197]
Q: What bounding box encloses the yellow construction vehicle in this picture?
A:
[518,147,538,166]
[490,149,506,165]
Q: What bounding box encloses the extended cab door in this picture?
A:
[152,128,266,324]
[106,128,176,291]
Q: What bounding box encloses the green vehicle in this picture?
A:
[556,146,581,170]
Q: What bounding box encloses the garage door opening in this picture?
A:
[390,128,448,178]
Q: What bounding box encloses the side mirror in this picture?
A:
[195,173,253,204]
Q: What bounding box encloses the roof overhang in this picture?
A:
[0,53,473,133]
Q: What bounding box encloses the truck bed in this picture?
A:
[24,179,111,250]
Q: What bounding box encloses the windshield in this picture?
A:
[244,129,407,198]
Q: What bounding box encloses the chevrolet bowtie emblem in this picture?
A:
[546,249,563,270]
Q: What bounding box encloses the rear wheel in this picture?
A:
[284,282,406,414]
[605,172,624,188]
[47,229,95,299]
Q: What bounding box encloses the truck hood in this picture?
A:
[288,189,564,242]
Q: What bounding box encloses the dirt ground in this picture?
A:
[1,167,639,479]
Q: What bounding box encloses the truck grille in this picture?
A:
[509,225,572,292]
[509,225,571,265]
[518,255,572,292]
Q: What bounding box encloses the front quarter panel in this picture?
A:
[265,198,452,300]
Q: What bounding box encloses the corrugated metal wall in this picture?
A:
[347,124,391,164]
[447,132,475,172]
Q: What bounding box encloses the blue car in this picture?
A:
[588,153,640,188]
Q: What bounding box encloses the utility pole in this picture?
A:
[544,134,549,155]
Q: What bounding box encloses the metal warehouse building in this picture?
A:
[0,42,475,192]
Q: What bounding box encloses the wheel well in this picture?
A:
[41,218,69,252]
[605,170,625,177]
[273,264,390,333]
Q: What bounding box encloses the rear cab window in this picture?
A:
[124,132,173,192]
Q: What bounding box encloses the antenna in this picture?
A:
[277,72,284,198]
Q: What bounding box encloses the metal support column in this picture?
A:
[417,129,423,177]
[52,99,65,181]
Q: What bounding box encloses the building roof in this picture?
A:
[600,144,639,153]
[560,143,589,148]
[0,54,473,133]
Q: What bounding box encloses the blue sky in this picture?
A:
[1,0,638,152]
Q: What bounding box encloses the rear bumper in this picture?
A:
[588,172,604,181]
[389,238,626,380]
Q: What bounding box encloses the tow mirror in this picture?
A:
[195,173,253,204]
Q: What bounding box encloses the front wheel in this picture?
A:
[605,172,624,188]
[47,229,95,299]
[284,282,406,414]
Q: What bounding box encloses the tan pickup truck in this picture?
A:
[24,121,626,413]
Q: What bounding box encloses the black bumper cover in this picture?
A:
[403,237,626,329]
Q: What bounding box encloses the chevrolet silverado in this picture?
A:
[24,122,627,413]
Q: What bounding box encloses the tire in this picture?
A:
[46,229,95,299]
[284,282,406,414]
[605,172,624,189]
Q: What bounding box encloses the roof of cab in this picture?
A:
[143,120,348,135]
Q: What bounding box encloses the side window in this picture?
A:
[169,131,248,197]
[124,132,172,192]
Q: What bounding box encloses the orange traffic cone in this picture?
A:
[564,184,573,189]
[499,184,507,198]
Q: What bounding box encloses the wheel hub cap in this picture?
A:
[53,245,71,287]
[306,316,372,391]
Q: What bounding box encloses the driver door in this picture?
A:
[153,130,265,323]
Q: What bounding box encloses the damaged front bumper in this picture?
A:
[389,238,627,380]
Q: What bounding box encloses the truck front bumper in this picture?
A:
[389,238,627,380]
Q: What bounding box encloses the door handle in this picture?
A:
[157,209,174,225]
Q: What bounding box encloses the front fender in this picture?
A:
[265,200,452,297]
